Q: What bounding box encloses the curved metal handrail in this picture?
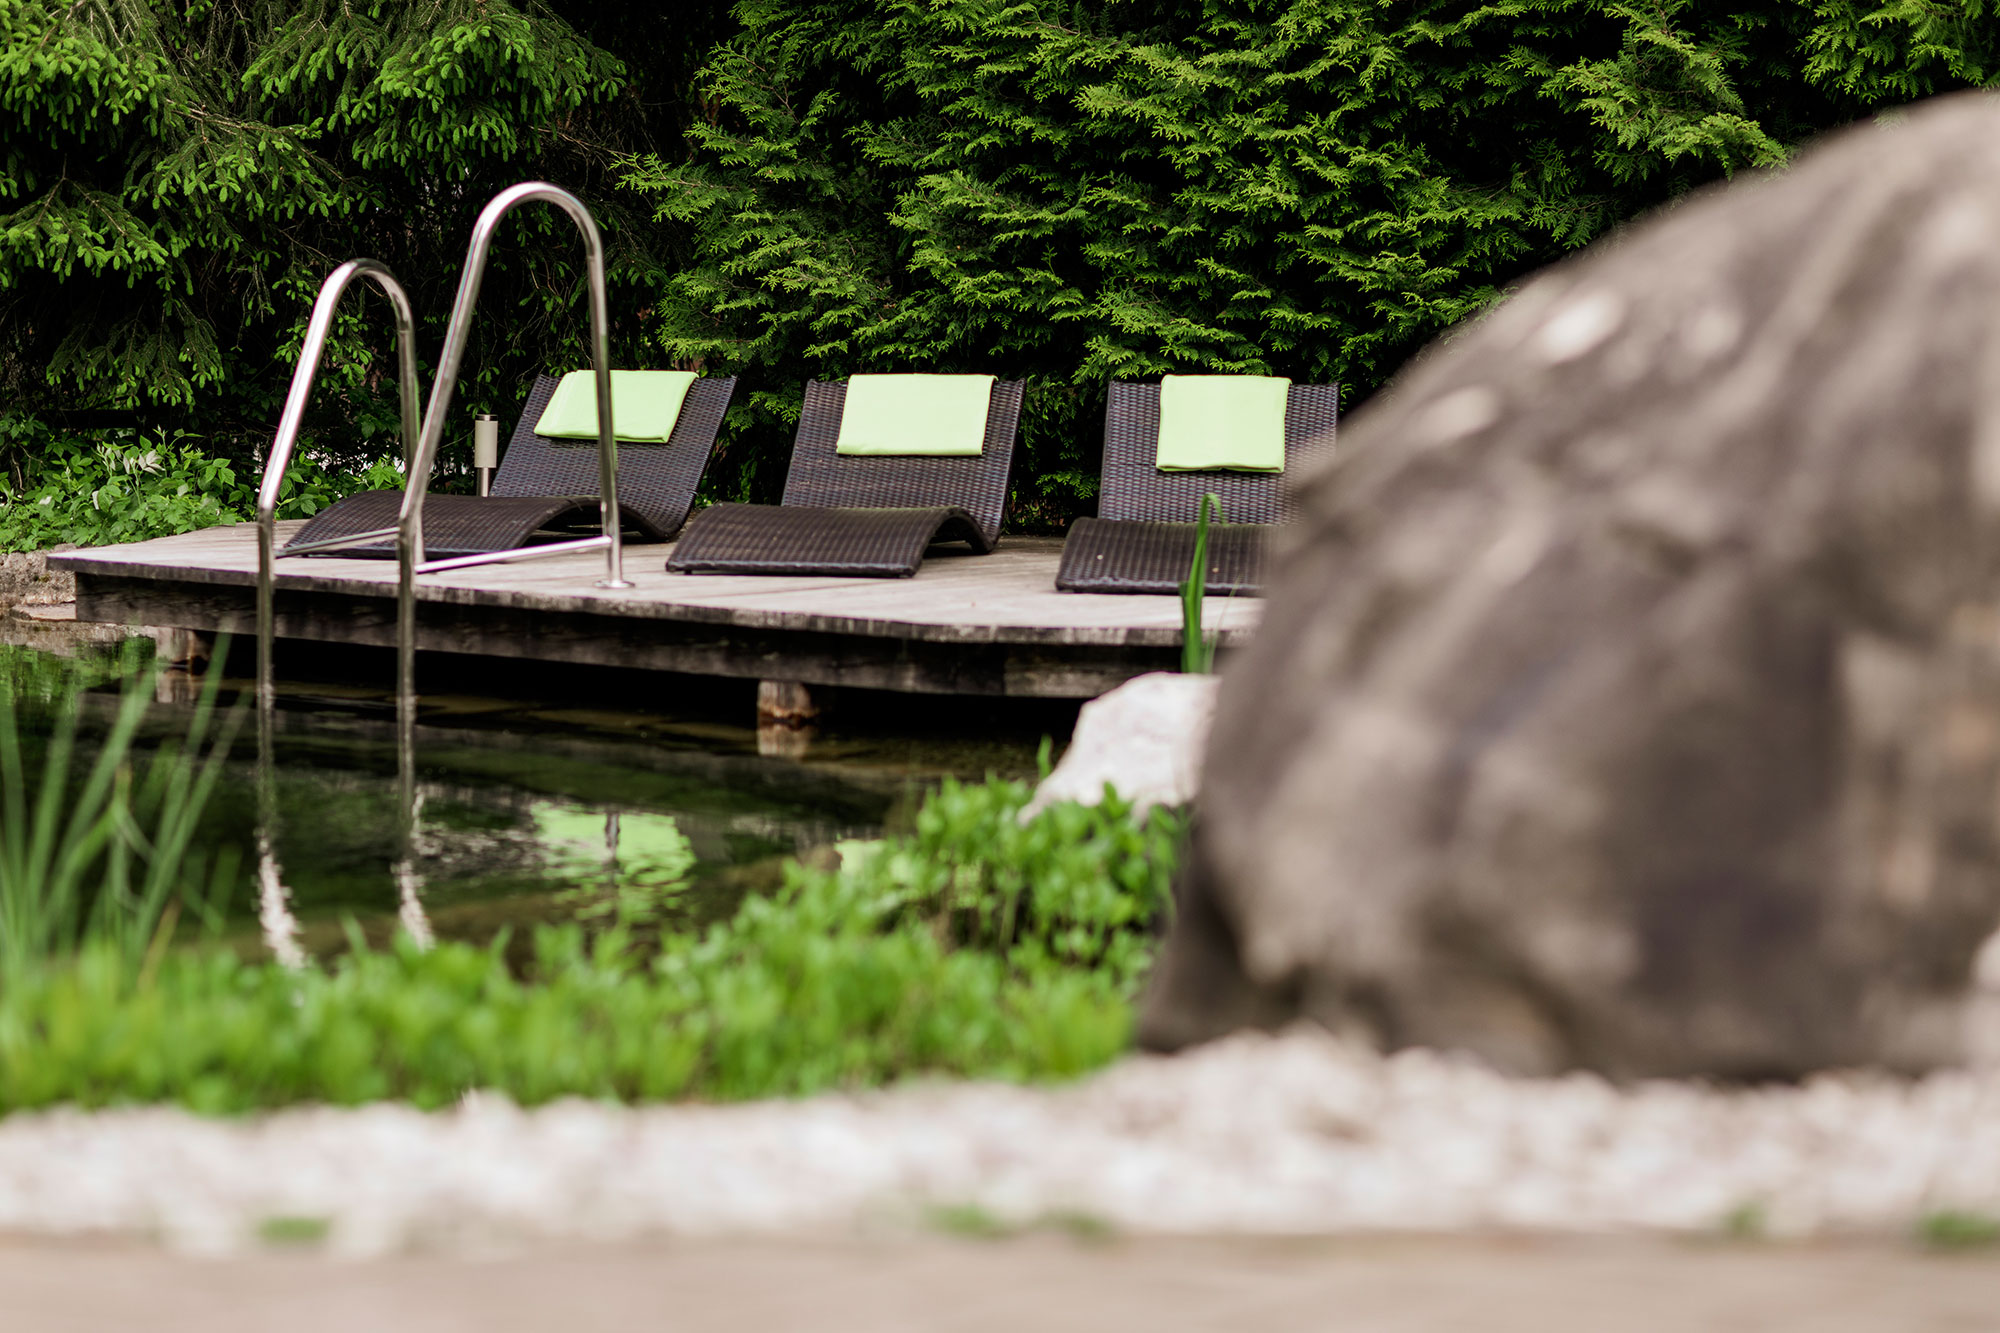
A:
[257,257,422,720]
[253,188,620,963]
[400,181,631,592]
[255,257,425,964]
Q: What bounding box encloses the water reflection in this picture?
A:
[229,680,899,959]
[0,623,1059,960]
[254,691,306,968]
[155,666,206,706]
[392,789,436,951]
[757,722,818,760]
[254,827,306,969]
[7,625,1062,964]
[391,673,434,950]
[254,607,439,961]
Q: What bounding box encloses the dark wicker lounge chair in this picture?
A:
[1054,379,1339,595]
[284,372,737,560]
[666,377,1026,578]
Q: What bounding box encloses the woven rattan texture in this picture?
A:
[1097,380,1339,524]
[282,372,735,559]
[666,504,987,577]
[1054,516,1266,595]
[778,379,1025,546]
[283,490,599,561]
[491,373,735,538]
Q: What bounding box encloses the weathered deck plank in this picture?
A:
[50,525,1260,697]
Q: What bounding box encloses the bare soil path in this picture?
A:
[5,1234,1998,1332]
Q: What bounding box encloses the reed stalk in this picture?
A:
[1179,493,1223,674]
[0,648,239,977]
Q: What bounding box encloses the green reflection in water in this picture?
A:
[538,806,698,927]
[0,636,1062,961]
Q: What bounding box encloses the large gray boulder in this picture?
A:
[1141,94,2000,1079]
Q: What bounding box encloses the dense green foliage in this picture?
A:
[624,0,2000,520]
[0,418,404,550]
[6,1,1998,537]
[0,0,722,479]
[0,659,1184,1109]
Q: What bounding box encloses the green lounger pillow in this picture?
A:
[536,369,698,443]
[835,373,995,456]
[1156,374,1290,473]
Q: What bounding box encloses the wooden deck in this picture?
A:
[48,524,1261,697]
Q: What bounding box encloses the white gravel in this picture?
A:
[5,1027,1998,1255]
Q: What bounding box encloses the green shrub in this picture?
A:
[0,764,1184,1111]
[0,415,406,551]
[9,3,1998,521]
[828,775,1180,986]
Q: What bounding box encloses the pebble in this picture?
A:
[3,1027,1997,1255]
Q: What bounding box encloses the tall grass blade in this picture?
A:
[1179,493,1223,674]
[0,645,240,975]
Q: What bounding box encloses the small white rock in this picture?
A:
[1023,672,1219,819]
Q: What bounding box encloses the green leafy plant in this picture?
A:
[257,1215,332,1247]
[0,768,1183,1111]
[927,1203,1010,1238]
[1180,493,1222,675]
[0,415,407,552]
[1719,1200,1769,1241]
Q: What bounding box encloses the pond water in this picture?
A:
[3,633,1072,960]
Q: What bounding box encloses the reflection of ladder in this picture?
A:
[253,182,628,961]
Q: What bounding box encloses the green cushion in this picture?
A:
[535,369,697,442]
[834,373,995,456]
[1155,374,1290,473]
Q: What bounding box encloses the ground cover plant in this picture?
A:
[0,652,1184,1111]
[0,417,407,552]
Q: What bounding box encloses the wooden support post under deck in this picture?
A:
[153,626,215,671]
[757,680,821,759]
[757,680,821,728]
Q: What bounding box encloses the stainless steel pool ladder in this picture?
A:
[405,181,631,589]
[254,185,625,959]
[254,257,424,966]
[257,182,630,724]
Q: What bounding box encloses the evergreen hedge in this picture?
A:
[4,3,1997,524]
[0,0,724,477]
[624,0,1998,522]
